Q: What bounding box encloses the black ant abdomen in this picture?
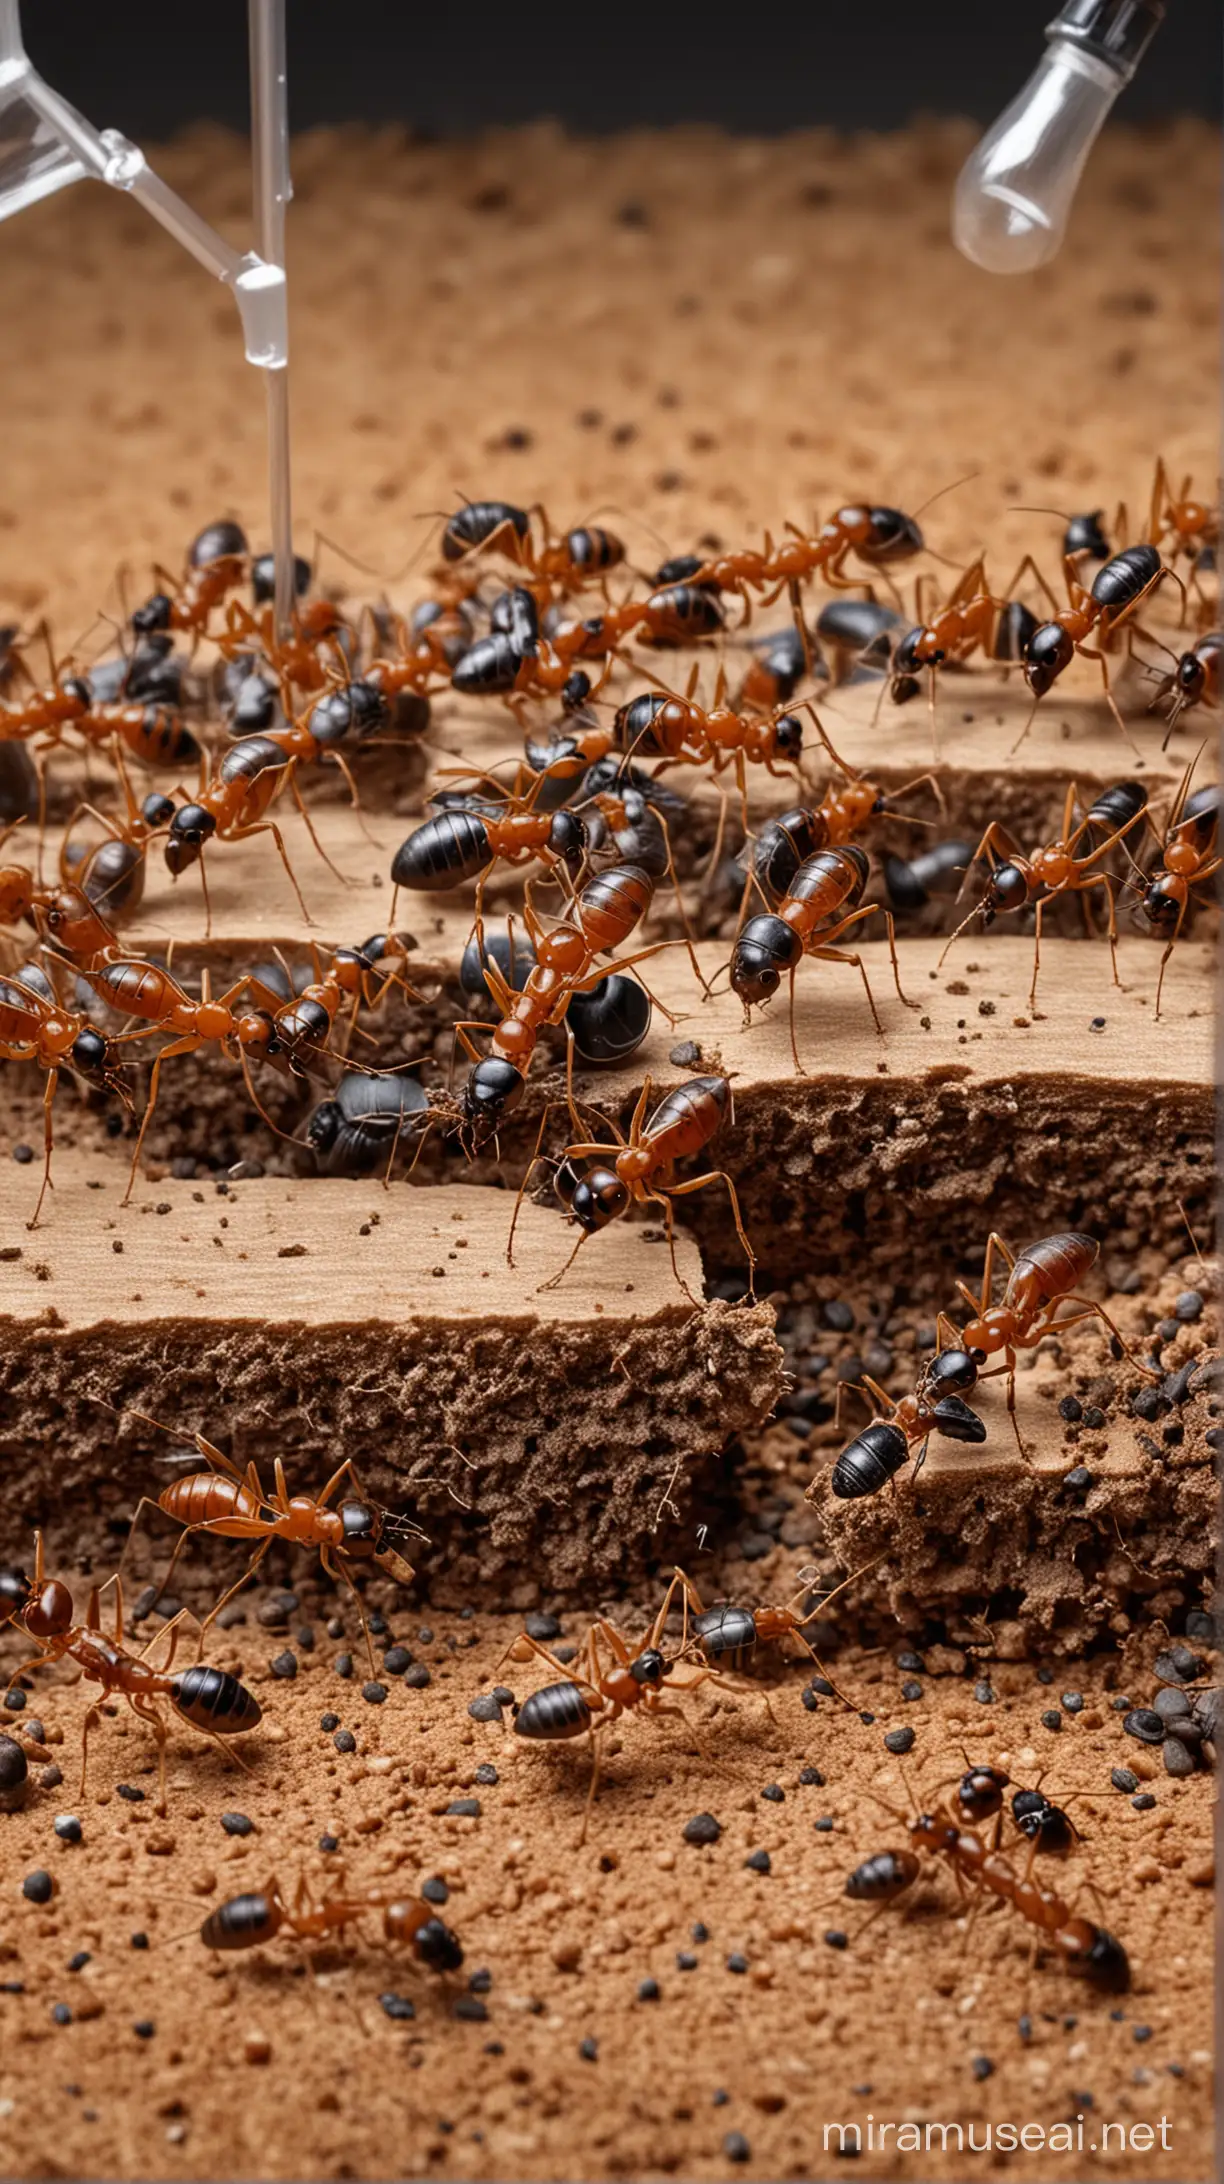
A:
[566,972,652,1062]
[451,633,526,696]
[392,809,500,891]
[307,1072,430,1177]
[750,807,830,907]
[459,932,537,998]
[489,587,541,653]
[830,1420,909,1500]
[844,1849,920,1901]
[1091,543,1161,611]
[170,1665,262,1735]
[990,600,1040,663]
[251,551,312,606]
[513,1681,594,1740]
[690,1602,758,1673]
[652,554,714,590]
[882,840,973,913]
[191,519,250,568]
[442,501,530,562]
[1063,511,1111,563]
[201,1891,280,1951]
[1060,1922,1130,1993]
[1084,780,1147,836]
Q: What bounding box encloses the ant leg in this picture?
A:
[658,1171,757,1300]
[807,940,884,1037]
[1035,1300,1159,1381]
[651,801,711,997]
[284,768,348,883]
[507,1101,561,1270]
[28,1064,59,1230]
[786,961,804,1074]
[654,1190,701,1310]
[227,819,314,927]
[1028,897,1045,1013]
[78,1703,103,1803]
[1075,643,1144,760]
[537,1227,590,1295]
[319,1547,377,1679]
[192,1536,274,1660]
[123,1039,202,1206]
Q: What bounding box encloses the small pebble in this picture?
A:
[1153,1687,1192,1721]
[1123,1708,1167,1746]
[422,1877,449,1904]
[115,1784,144,1804]
[1130,1388,1163,1423]
[130,1933,148,1950]
[4,1688,26,1711]
[22,1870,53,1903]
[68,1950,90,1972]
[468,1694,503,1723]
[454,1997,489,2023]
[403,1664,431,1689]
[1132,1793,1157,1811]
[579,2037,598,2061]
[319,1713,339,1733]
[743,1850,771,1874]
[1018,2014,1032,2043]
[133,2020,155,2040]
[1062,1692,1084,1714]
[0,1734,28,1807]
[333,1730,357,1754]
[972,2056,994,2082]
[723,2132,751,2164]
[270,1651,298,1681]
[691,1922,709,1943]
[474,1763,499,1786]
[54,1816,82,1844]
[380,1993,416,2022]
[1063,1466,1093,1491]
[362,1682,388,1706]
[823,1300,855,1332]
[1059,1396,1083,1422]
[682,1813,721,1846]
[798,1766,825,1786]
[884,1727,914,1755]
[51,2003,72,2025]
[318,1834,339,1854]
[446,1798,481,1818]
[974,1682,996,1705]
[823,1929,848,1950]
[1041,1710,1063,1732]
[901,1679,923,1701]
[814,1816,834,1833]
[525,1613,561,1641]
[1174,1290,1203,1322]
[1158,1645,1205,1683]
[1111,1768,1139,1793]
[334,1653,354,1680]
[1133,2024,1153,2043]
[676,1951,698,1971]
[637,1978,660,2001]
[382,1647,412,1677]
[896,1651,924,1673]
[761,1784,784,1803]
[725,1953,748,1975]
[1082,1405,1106,1430]
[1163,1740,1196,1778]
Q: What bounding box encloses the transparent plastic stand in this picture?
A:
[0,0,295,631]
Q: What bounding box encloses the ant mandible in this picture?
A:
[938,777,1150,1011]
[125,1413,423,1677]
[2,1532,261,1814]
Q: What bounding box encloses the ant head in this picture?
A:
[1142,874,1183,930]
[630,1647,670,1686]
[1023,622,1074,696]
[558,1163,630,1234]
[131,593,173,635]
[24,1578,73,1640]
[70,1025,112,1082]
[412,1916,465,1973]
[142,792,176,830]
[730,914,802,1006]
[165,805,216,874]
[338,1499,380,1558]
[547,810,588,872]
[890,672,922,705]
[306,1099,342,1155]
[1177,652,1207,700]
[462,1055,525,1133]
[235,1009,282,1058]
[772,713,804,761]
[982,862,1029,921]
[864,507,923,563]
[190,519,249,569]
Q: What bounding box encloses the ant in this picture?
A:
[742,717,942,914]
[1017,543,1180,750]
[0,634,197,777]
[513,1072,756,1302]
[498,1574,736,1841]
[130,518,251,646]
[1,1532,261,1814]
[0,969,137,1224]
[263,935,433,1076]
[452,861,668,1142]
[125,1413,422,1677]
[612,665,808,839]
[736,622,815,712]
[79,957,296,1200]
[216,596,354,699]
[884,554,1051,741]
[936,1229,1159,1456]
[390,789,589,916]
[823,1346,986,1501]
[938,777,1150,1011]
[1146,630,1220,747]
[1137,759,1220,1016]
[0,825,125,968]
[731,843,918,1064]
[199,1872,463,1969]
[668,1557,876,1708]
[936,1761,1080,1856]
[689,500,927,620]
[1148,459,1218,613]
[453,583,724,715]
[160,715,345,933]
[838,1789,1127,1990]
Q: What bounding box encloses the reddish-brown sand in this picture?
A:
[0,117,1217,2184]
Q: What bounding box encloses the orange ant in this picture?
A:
[689,500,927,621]
[936,1229,1159,1456]
[0,969,138,1225]
[498,1573,736,1842]
[1149,459,1218,614]
[824,1345,986,1501]
[130,518,251,646]
[513,1072,756,1302]
[838,1782,1128,1990]
[199,1872,463,1968]
[884,554,1054,749]
[1,1532,261,1814]
[125,1412,423,1677]
[668,1557,878,1709]
[216,596,354,697]
[1138,758,1220,1015]
[731,843,918,1063]
[452,583,723,719]
[1145,630,1220,748]
[58,746,176,922]
[1016,543,1180,751]
[0,823,124,968]
[79,957,297,1201]
[938,776,1150,1010]
[439,497,626,595]
[160,723,337,934]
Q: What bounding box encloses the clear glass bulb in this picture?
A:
[953,40,1122,274]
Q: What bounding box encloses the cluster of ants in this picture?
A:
[0,463,1216,1289]
[0,1427,1131,1995]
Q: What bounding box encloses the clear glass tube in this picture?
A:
[953,39,1122,274]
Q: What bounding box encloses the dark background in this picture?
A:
[22,2,1222,138]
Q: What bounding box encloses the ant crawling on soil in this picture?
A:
[836,1771,1127,1991]
[0,1532,260,1814]
[0,966,139,1225]
[731,843,918,1061]
[1136,756,1220,1016]
[511,1072,755,1304]
[667,1556,878,1708]
[823,1345,986,1502]
[123,1412,423,1677]
[199,1872,463,1969]
[1016,543,1181,751]
[498,1572,737,1841]
[938,777,1151,1012]
[1145,630,1220,747]
[129,519,252,647]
